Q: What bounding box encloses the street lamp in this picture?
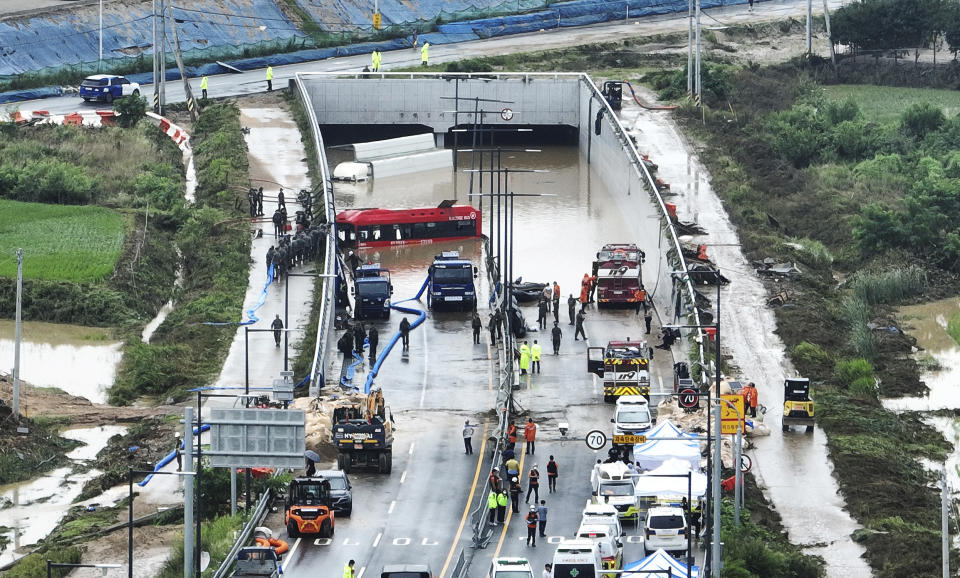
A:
[47,562,120,578]
[128,468,195,578]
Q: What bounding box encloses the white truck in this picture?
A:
[590,462,640,521]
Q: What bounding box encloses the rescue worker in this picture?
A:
[637,285,649,312]
[493,310,503,341]
[271,314,284,347]
[257,187,264,216]
[472,312,482,345]
[552,282,560,319]
[644,310,653,335]
[543,564,553,578]
[525,505,539,547]
[524,418,537,455]
[337,330,354,364]
[507,422,518,451]
[537,298,547,329]
[526,463,540,503]
[343,560,355,578]
[200,75,208,99]
[505,455,520,479]
[580,274,590,306]
[463,419,475,454]
[266,246,276,271]
[537,500,548,537]
[272,209,284,238]
[371,49,381,72]
[266,65,274,91]
[574,309,587,341]
[551,322,562,355]
[248,188,258,217]
[509,476,522,513]
[399,317,411,351]
[567,294,577,325]
[488,489,499,525]
[367,326,379,363]
[588,274,598,302]
[347,250,362,272]
[519,341,530,375]
[352,323,366,355]
[489,467,502,492]
[305,456,316,477]
[743,382,759,417]
[420,42,429,66]
[531,340,542,374]
[546,455,558,492]
[277,188,286,211]
[174,432,182,471]
[488,312,497,345]
[496,489,508,523]
[542,285,552,311]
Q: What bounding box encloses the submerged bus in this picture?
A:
[336,201,481,248]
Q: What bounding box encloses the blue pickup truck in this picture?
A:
[427,251,477,311]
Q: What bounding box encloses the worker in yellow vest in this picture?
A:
[200,76,208,99]
[420,42,429,66]
[343,560,355,578]
[266,66,274,92]
[531,340,542,374]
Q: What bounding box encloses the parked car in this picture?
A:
[643,506,687,555]
[79,74,140,103]
[317,469,352,517]
[486,556,534,577]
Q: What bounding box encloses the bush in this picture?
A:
[791,341,833,376]
[834,358,873,385]
[832,120,877,160]
[850,267,926,304]
[900,102,945,139]
[114,95,147,128]
[849,375,878,399]
[767,104,828,168]
[6,547,83,577]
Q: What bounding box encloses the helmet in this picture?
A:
[512,477,518,483]
[530,505,537,512]
[493,467,499,472]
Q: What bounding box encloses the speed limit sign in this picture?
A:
[678,388,700,409]
[740,454,753,473]
[585,430,607,451]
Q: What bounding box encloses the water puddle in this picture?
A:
[142,249,185,344]
[884,298,960,412]
[0,425,126,567]
[0,320,121,404]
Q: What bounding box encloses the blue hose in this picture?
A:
[363,276,430,394]
[203,263,275,326]
[139,424,211,486]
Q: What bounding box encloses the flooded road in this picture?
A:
[620,99,871,576]
[0,425,126,566]
[0,320,121,404]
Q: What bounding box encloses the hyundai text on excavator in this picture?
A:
[284,476,334,539]
[587,339,652,402]
[782,377,815,433]
[333,389,394,473]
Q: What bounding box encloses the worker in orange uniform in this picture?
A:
[634,285,648,314]
[580,274,590,306]
[742,382,759,418]
[524,418,537,455]
[507,422,518,451]
[525,505,539,547]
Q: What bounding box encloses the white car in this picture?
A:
[576,523,623,572]
[643,506,688,555]
[486,557,534,577]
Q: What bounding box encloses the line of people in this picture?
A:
[265,223,327,279]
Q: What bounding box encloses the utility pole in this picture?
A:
[168,13,198,122]
[695,0,702,106]
[183,407,194,578]
[822,0,836,66]
[152,0,159,112]
[943,467,950,578]
[98,0,103,71]
[159,0,167,114]
[687,0,693,98]
[806,0,813,56]
[12,249,22,420]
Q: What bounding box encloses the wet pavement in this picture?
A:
[0,425,126,566]
[620,99,870,576]
[277,143,696,577]
[0,320,121,404]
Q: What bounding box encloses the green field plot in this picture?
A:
[824,84,960,124]
[0,199,125,282]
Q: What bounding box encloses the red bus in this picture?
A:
[336,201,481,248]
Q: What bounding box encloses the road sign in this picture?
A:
[721,394,745,434]
[613,434,646,445]
[740,454,753,473]
[207,408,306,468]
[678,388,699,409]
[500,108,514,121]
[372,12,382,29]
[585,429,607,450]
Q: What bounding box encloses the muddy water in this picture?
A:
[0,320,121,404]
[619,99,871,576]
[0,425,126,566]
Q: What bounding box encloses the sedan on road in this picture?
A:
[79,74,140,103]
[318,469,352,516]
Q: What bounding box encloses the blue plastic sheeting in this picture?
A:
[0,85,63,104]
[139,424,211,486]
[0,0,301,77]
[292,0,549,31]
[363,276,430,395]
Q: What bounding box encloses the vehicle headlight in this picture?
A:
[432,291,441,296]
[465,291,475,295]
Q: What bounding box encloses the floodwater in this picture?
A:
[619,99,871,576]
[0,425,126,567]
[0,320,121,404]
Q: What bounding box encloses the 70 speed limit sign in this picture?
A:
[585,429,607,450]
[678,388,700,409]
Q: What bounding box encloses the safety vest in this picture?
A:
[526,513,538,528]
[421,43,429,61]
[531,344,542,361]
[524,423,536,442]
[528,469,539,486]
[488,491,498,509]
[497,492,508,507]
[266,66,274,80]
[343,564,354,578]
[200,76,208,90]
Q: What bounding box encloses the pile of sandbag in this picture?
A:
[291,392,369,462]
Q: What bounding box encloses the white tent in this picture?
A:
[632,419,701,471]
[623,548,699,578]
[634,458,707,499]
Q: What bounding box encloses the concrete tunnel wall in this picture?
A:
[298,72,580,134]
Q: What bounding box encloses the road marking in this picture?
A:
[312,538,332,546]
[419,327,429,408]
[388,500,396,514]
[487,340,493,392]
[343,537,360,545]
[409,442,416,455]
[421,537,439,545]
[400,470,407,484]
[493,446,527,557]
[357,566,366,578]
[373,532,382,548]
[393,537,411,545]
[439,423,489,578]
[592,373,597,396]
[658,374,663,394]
[282,537,302,570]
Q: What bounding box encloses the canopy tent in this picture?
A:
[624,548,700,578]
[634,458,707,499]
[632,419,701,471]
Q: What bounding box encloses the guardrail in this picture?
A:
[211,488,274,578]
[293,74,338,397]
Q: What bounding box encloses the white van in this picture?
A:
[486,557,534,577]
[580,503,623,538]
[643,506,688,555]
[590,462,639,521]
[552,538,602,578]
[576,523,623,572]
[612,395,653,438]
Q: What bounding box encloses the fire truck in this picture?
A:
[592,244,644,308]
[587,339,652,402]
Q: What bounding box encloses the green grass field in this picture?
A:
[824,84,960,124]
[0,199,125,282]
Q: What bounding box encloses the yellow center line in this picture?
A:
[438,423,489,578]
[493,443,528,557]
